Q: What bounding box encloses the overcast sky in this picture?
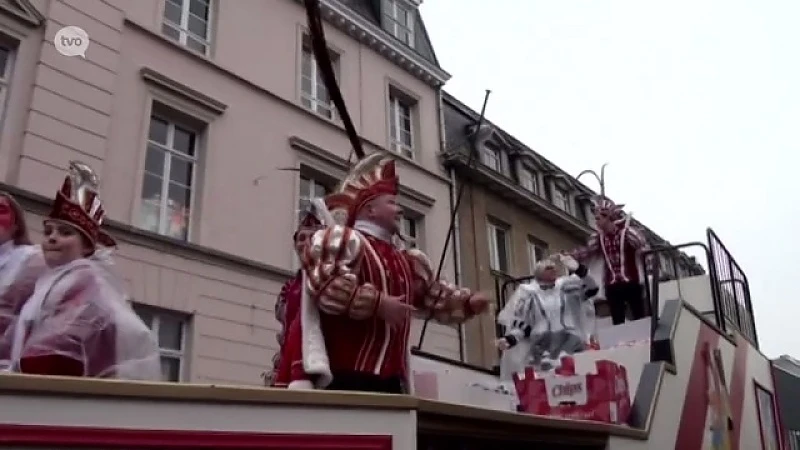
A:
[420,0,799,358]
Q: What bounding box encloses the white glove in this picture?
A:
[559,253,580,272]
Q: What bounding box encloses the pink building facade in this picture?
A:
[0,0,461,384]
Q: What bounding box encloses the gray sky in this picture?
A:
[420,0,799,358]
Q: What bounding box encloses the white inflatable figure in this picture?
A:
[496,255,599,380]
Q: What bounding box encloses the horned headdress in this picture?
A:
[46,160,116,250]
[576,163,627,223]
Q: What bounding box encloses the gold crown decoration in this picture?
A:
[47,161,116,248]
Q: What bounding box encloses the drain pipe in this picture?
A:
[437,88,466,361]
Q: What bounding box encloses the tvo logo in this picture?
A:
[54,26,90,58]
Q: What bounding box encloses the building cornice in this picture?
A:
[310,0,451,87]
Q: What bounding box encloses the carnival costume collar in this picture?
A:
[353,219,394,243]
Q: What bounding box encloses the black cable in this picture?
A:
[416,90,491,350]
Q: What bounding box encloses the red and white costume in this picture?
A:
[2,162,161,379]
[292,154,480,391]
[0,194,47,368]
[268,211,323,388]
[572,197,648,325]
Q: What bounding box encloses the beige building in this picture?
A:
[0,0,464,384]
[441,92,704,369]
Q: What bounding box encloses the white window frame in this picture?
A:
[527,237,547,273]
[553,187,571,212]
[383,0,415,46]
[389,93,414,158]
[300,39,337,120]
[482,146,501,171]
[487,221,510,273]
[140,112,200,241]
[399,214,419,249]
[298,174,330,219]
[163,0,212,55]
[294,174,331,269]
[519,165,537,193]
[0,41,15,127]
[789,429,800,450]
[132,304,188,382]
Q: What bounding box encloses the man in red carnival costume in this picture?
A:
[572,197,648,326]
[268,209,323,387]
[292,154,491,394]
[2,161,160,379]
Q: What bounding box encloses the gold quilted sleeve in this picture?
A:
[301,226,380,320]
[405,249,474,325]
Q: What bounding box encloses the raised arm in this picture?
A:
[301,226,381,320]
[404,249,479,325]
[571,233,600,262]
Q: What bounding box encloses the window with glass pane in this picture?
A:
[139,112,198,241]
[300,39,337,119]
[383,0,415,46]
[400,215,418,249]
[519,166,536,193]
[553,188,570,212]
[482,147,501,171]
[389,94,414,158]
[163,0,211,55]
[131,304,188,382]
[487,222,509,273]
[0,43,13,123]
[527,237,548,272]
[298,175,330,219]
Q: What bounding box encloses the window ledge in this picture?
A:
[140,67,227,118]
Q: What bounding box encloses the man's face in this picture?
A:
[595,210,614,232]
[366,194,401,233]
[0,196,17,244]
[537,266,558,286]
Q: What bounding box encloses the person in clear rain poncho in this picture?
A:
[495,254,600,379]
[0,193,47,369]
[1,161,161,380]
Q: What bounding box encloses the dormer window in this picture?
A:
[383,0,415,47]
[553,187,571,212]
[518,165,537,193]
[481,144,509,175]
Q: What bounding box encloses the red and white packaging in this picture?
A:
[512,356,631,424]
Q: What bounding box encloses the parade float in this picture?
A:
[0,228,786,450]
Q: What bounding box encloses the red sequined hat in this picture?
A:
[337,153,398,226]
[46,161,115,250]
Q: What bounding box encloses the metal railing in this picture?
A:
[707,228,758,348]
[641,241,717,344]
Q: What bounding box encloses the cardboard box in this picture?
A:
[513,356,631,424]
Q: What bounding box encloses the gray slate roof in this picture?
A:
[340,0,441,67]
